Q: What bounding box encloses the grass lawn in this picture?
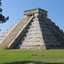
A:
[0,49,64,63]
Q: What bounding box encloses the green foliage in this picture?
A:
[0,49,64,63]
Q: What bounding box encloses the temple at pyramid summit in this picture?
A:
[0,8,64,49]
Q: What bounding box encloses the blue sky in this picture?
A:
[0,0,64,32]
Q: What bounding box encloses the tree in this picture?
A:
[0,0,9,31]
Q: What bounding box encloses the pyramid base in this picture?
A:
[19,45,46,50]
[16,44,63,50]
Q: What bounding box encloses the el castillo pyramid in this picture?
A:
[0,8,64,49]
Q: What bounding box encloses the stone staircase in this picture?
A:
[0,16,33,49]
[0,19,21,43]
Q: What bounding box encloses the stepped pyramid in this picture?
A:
[0,8,64,49]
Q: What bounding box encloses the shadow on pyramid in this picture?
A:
[0,8,64,49]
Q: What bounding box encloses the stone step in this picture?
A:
[0,16,33,49]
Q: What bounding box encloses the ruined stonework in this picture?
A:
[0,8,64,49]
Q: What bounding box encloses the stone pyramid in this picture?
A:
[0,8,64,49]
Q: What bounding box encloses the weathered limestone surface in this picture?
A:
[0,8,64,49]
[19,16,46,49]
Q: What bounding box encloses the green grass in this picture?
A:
[0,49,64,63]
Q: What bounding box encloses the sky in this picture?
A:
[0,0,64,32]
